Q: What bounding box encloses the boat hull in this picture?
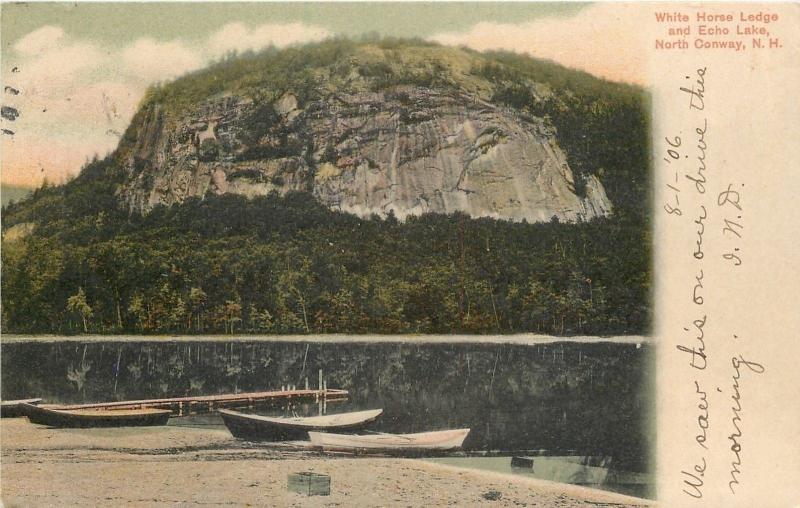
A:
[219,408,383,441]
[1,398,42,418]
[308,428,471,456]
[22,403,171,428]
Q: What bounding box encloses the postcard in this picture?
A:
[1,2,797,507]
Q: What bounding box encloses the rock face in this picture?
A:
[119,86,612,223]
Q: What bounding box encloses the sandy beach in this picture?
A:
[0,418,653,507]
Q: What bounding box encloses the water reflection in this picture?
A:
[1,340,652,473]
[427,456,654,499]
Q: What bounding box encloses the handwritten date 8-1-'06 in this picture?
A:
[662,120,708,217]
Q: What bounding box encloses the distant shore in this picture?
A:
[1,418,653,507]
[1,333,650,345]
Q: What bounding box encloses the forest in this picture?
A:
[1,38,651,336]
[2,184,649,335]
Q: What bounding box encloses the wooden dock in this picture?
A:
[41,388,349,417]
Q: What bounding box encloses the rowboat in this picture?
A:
[1,398,42,418]
[308,428,470,455]
[219,408,383,441]
[21,403,171,428]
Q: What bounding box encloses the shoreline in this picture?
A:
[0,333,650,345]
[1,418,653,507]
[417,460,654,506]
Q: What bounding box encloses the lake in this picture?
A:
[1,337,654,497]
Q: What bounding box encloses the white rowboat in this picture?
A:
[308,428,470,455]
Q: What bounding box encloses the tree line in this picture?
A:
[2,180,649,335]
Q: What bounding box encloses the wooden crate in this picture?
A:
[510,456,535,469]
[287,472,331,496]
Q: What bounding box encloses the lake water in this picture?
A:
[1,337,653,497]
[426,456,653,499]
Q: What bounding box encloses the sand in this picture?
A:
[1,418,653,507]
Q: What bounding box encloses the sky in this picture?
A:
[0,2,648,188]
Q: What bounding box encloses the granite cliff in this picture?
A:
[116,42,613,223]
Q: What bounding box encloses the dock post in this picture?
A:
[305,377,309,390]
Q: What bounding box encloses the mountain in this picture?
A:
[115,40,637,223]
[1,38,650,336]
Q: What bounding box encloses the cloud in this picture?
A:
[13,25,65,55]
[9,26,105,93]
[206,22,331,58]
[429,3,649,85]
[121,38,204,82]
[3,21,332,187]
[23,42,106,91]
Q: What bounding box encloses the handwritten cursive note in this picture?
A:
[661,66,766,503]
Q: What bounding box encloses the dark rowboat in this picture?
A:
[38,388,349,414]
[21,403,171,428]
[1,398,42,418]
[308,428,470,456]
[219,408,383,441]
